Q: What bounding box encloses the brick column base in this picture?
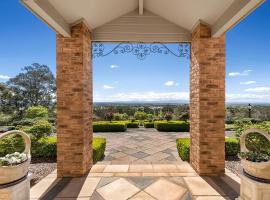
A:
[190,23,225,176]
[56,22,93,177]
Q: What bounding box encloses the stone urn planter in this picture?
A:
[240,128,270,180]
[0,131,31,185]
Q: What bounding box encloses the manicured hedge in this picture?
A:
[155,121,189,132]
[93,122,127,132]
[225,137,240,156]
[93,137,106,163]
[176,137,240,161]
[0,135,106,162]
[144,122,155,128]
[126,122,139,128]
[176,138,190,161]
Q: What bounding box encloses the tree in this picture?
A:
[4,63,56,113]
[134,111,147,120]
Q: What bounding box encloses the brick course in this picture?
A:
[190,23,225,176]
[56,22,93,177]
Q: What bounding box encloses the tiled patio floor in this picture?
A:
[94,128,189,164]
[30,128,240,200]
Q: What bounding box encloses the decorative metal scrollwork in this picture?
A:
[92,42,190,60]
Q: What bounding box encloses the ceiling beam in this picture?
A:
[212,0,265,37]
[139,0,144,15]
[20,0,71,37]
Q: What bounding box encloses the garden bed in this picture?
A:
[176,137,240,161]
[155,121,189,132]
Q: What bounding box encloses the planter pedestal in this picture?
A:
[0,173,32,200]
[238,173,270,200]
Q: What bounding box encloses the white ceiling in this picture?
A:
[22,0,264,39]
[48,0,234,31]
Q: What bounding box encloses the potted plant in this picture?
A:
[0,130,31,184]
[239,128,270,180]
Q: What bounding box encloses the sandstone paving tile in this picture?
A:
[90,191,105,200]
[176,163,196,173]
[165,176,186,186]
[129,191,157,200]
[142,173,169,177]
[126,177,158,189]
[97,178,140,200]
[195,196,227,200]
[96,177,119,189]
[56,177,100,198]
[113,172,142,177]
[103,165,129,173]
[144,178,187,200]
[152,164,178,173]
[129,164,153,173]
[183,177,220,196]
[87,173,114,177]
[90,165,106,173]
[132,151,150,159]
[110,152,129,159]
[122,148,140,155]
[31,177,61,199]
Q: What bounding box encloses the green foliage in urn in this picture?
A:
[239,151,270,162]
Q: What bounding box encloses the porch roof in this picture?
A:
[21,0,264,42]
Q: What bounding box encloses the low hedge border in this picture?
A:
[93,122,127,132]
[144,122,155,128]
[0,135,106,162]
[176,137,240,161]
[93,137,106,163]
[155,121,189,132]
[126,122,139,128]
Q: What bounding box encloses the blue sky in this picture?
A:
[0,0,270,103]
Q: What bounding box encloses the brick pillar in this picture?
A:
[56,22,93,177]
[190,23,225,176]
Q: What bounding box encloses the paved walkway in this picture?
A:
[94,128,189,164]
[30,128,240,200]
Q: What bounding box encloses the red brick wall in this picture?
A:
[56,22,93,177]
[190,23,225,176]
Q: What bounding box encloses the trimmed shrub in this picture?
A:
[0,135,106,162]
[26,106,48,119]
[176,138,190,161]
[225,137,240,156]
[0,126,15,133]
[93,137,106,163]
[0,113,13,126]
[155,121,189,132]
[176,137,240,161]
[144,122,154,128]
[93,122,127,132]
[12,118,36,127]
[24,120,53,139]
[134,111,147,120]
[126,122,139,128]
[31,137,57,158]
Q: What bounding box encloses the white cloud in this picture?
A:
[110,65,120,69]
[229,69,252,77]
[0,74,10,80]
[94,91,270,103]
[164,81,176,86]
[240,81,256,85]
[94,91,189,102]
[245,87,270,93]
[103,85,115,89]
[226,93,270,102]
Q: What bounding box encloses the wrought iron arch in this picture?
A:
[92,42,190,60]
